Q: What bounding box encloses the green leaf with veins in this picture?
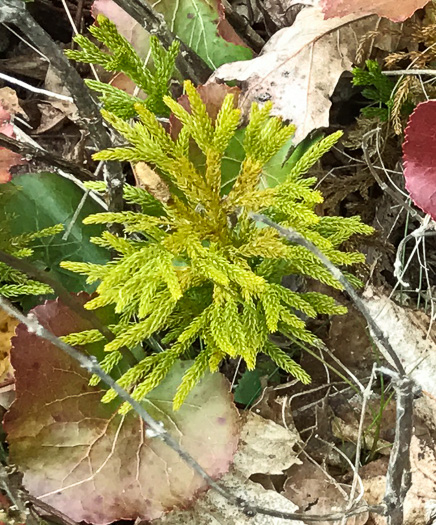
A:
[1,173,109,295]
[153,0,253,69]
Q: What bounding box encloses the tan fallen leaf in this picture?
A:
[0,307,18,382]
[362,286,436,397]
[283,457,369,525]
[211,7,377,143]
[155,412,304,524]
[321,0,429,22]
[133,161,172,204]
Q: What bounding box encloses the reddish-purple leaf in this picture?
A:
[321,0,428,22]
[403,100,436,219]
[4,298,240,524]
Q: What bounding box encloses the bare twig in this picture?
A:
[0,133,95,181]
[27,494,80,525]
[221,0,264,52]
[0,293,383,523]
[377,367,416,525]
[362,130,422,222]
[0,71,73,101]
[341,364,378,524]
[110,0,212,84]
[0,0,124,217]
[383,69,436,76]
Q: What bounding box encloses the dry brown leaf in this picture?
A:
[283,457,369,525]
[133,162,171,204]
[321,0,428,23]
[155,413,304,524]
[362,286,436,397]
[0,307,18,382]
[210,7,378,143]
[0,87,25,117]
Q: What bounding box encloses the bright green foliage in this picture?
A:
[0,201,63,297]
[352,60,396,120]
[65,15,179,117]
[62,82,372,410]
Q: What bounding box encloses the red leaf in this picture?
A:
[4,298,240,524]
[321,0,428,22]
[403,100,436,219]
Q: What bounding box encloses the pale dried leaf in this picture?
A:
[362,286,436,397]
[234,412,301,477]
[321,0,428,23]
[156,413,304,524]
[133,162,171,203]
[211,8,377,143]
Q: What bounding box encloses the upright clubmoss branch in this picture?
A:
[110,0,212,84]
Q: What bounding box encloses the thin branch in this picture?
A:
[383,69,436,76]
[111,0,212,84]
[0,71,73,101]
[27,494,80,525]
[0,250,136,367]
[251,213,405,374]
[0,0,124,217]
[0,294,383,523]
[377,367,415,525]
[220,0,264,53]
[0,133,95,181]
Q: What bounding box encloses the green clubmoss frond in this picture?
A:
[62,81,372,409]
[66,16,179,116]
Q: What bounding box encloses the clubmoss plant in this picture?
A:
[60,79,373,411]
[65,15,179,118]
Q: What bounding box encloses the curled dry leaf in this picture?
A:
[210,7,377,143]
[0,307,18,410]
[0,307,18,382]
[321,0,428,23]
[133,162,172,204]
[403,100,436,220]
[4,297,240,524]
